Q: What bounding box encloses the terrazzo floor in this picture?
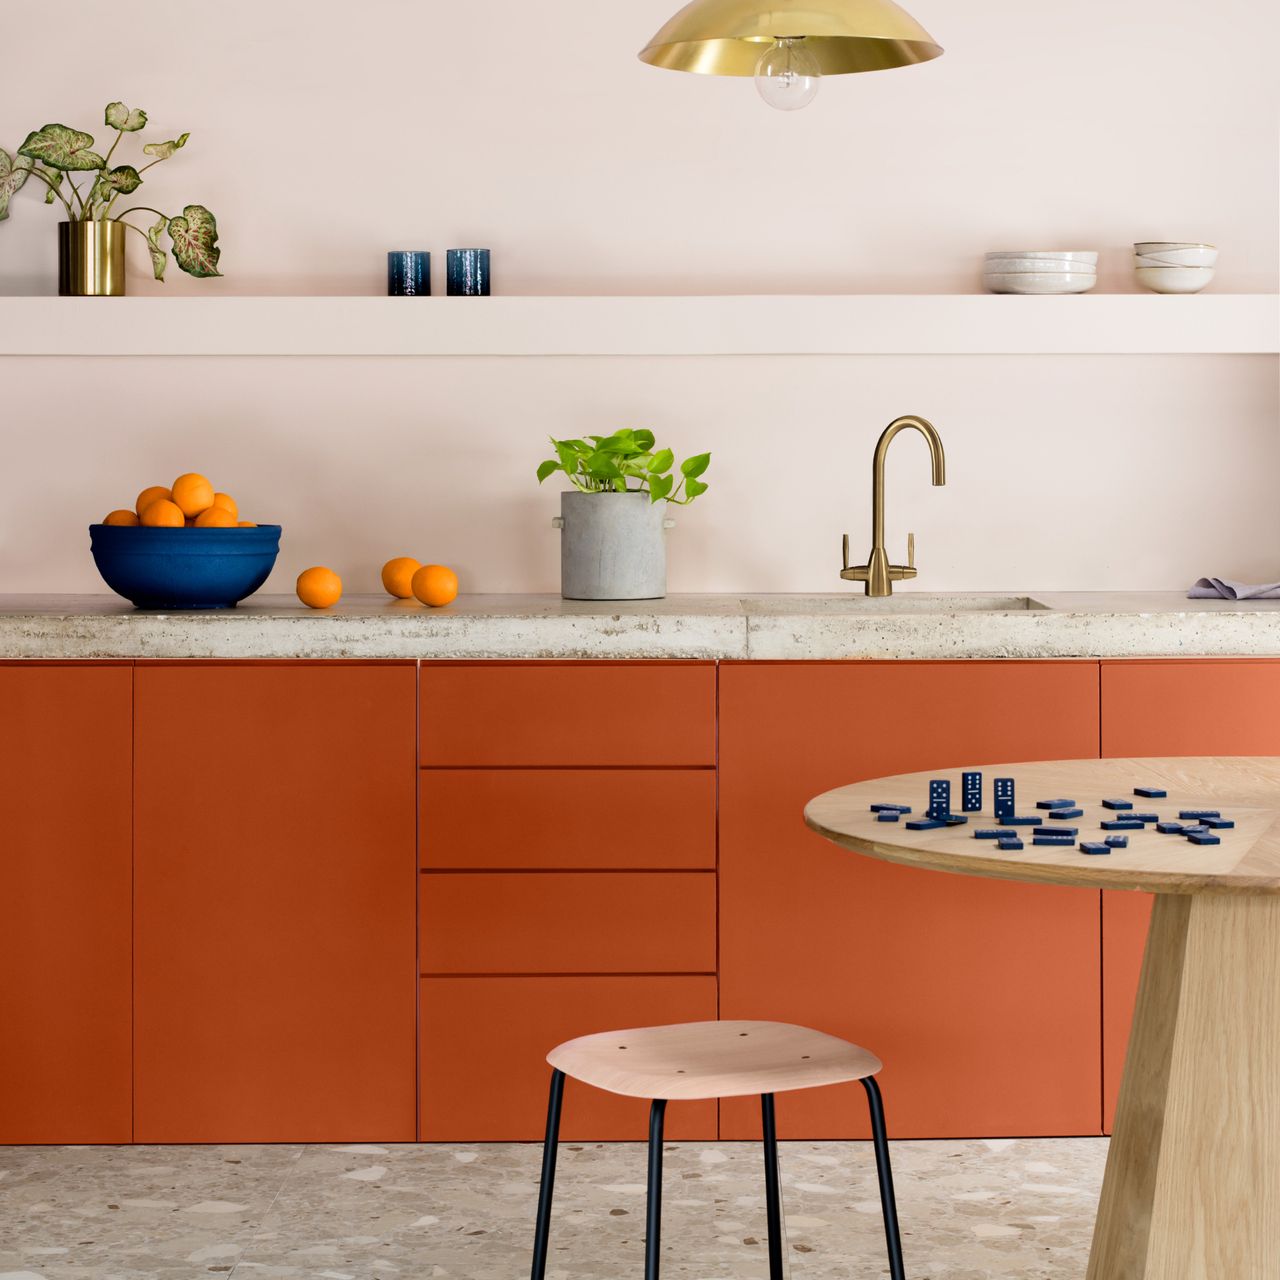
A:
[0,1137,1107,1279]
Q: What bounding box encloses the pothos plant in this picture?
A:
[538,430,711,504]
[0,102,221,279]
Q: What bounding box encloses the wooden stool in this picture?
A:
[530,1020,906,1280]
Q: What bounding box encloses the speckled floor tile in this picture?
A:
[0,1138,1107,1279]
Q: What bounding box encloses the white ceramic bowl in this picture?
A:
[1135,241,1214,254]
[1134,246,1218,268]
[986,257,1098,274]
[983,271,1097,294]
[985,251,1098,265]
[1134,265,1214,294]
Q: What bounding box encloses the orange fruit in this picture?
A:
[195,506,236,528]
[411,563,459,608]
[136,485,171,517]
[237,521,258,528]
[104,509,139,527]
[297,566,342,609]
[381,557,422,599]
[211,492,238,520]
[171,473,215,518]
[140,498,185,528]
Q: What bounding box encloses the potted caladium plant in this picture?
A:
[0,101,221,295]
[537,429,711,600]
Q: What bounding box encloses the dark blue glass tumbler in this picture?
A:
[388,251,430,296]
[447,248,491,296]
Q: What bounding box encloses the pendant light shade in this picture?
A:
[638,0,943,76]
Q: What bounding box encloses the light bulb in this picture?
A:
[755,37,821,111]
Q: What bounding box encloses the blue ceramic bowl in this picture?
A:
[89,523,282,609]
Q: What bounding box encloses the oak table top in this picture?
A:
[805,756,1280,895]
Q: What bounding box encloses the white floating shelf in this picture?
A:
[0,294,1275,357]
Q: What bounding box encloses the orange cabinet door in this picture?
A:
[420,976,719,1140]
[0,664,132,1143]
[1100,659,1280,1130]
[134,663,418,1142]
[719,660,1103,1140]
[420,661,716,766]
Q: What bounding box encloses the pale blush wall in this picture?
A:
[0,1,1277,597]
[1,356,1277,595]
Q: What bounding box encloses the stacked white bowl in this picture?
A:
[1134,242,1217,293]
[982,251,1098,294]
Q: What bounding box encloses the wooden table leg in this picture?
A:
[1088,893,1280,1279]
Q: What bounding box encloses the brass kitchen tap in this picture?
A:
[841,415,946,597]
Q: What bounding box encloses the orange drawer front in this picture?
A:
[420,872,717,974]
[420,769,715,870]
[420,975,719,1140]
[419,662,716,766]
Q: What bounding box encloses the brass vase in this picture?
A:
[58,220,126,296]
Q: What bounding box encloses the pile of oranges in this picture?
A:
[104,473,257,529]
[295,558,459,609]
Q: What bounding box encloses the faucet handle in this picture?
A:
[908,531,915,570]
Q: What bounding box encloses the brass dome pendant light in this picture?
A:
[638,0,943,111]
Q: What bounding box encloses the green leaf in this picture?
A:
[649,473,675,503]
[684,477,709,500]
[167,204,222,278]
[585,451,623,480]
[0,149,34,221]
[18,124,106,171]
[680,452,711,479]
[142,132,189,160]
[41,167,63,204]
[536,459,560,483]
[554,440,582,475]
[648,448,674,474]
[96,164,142,197]
[631,429,655,451]
[146,215,168,282]
[105,102,148,132]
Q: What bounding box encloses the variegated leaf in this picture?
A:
[105,102,148,132]
[98,164,142,195]
[168,204,221,278]
[142,132,189,161]
[0,149,34,221]
[18,123,105,171]
[41,167,63,204]
[146,215,168,282]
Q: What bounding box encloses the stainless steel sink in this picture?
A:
[743,594,1051,615]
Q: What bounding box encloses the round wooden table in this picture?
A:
[806,757,1280,1280]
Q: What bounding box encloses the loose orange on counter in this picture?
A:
[135,485,171,517]
[140,498,185,527]
[104,509,140,526]
[194,506,237,528]
[411,563,458,608]
[381,556,422,599]
[171,473,215,518]
[238,521,258,528]
[297,566,342,609]
[211,492,238,520]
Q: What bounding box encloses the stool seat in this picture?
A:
[547,1019,882,1101]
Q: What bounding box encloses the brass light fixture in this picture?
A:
[639,0,943,110]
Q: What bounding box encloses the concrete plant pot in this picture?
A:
[554,491,674,600]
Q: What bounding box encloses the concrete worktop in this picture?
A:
[0,592,1277,661]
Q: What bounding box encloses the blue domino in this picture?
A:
[994,778,1015,821]
[1179,809,1220,820]
[1188,832,1221,846]
[1105,835,1129,848]
[1129,813,1160,824]
[1047,808,1084,820]
[1181,825,1209,836]
[944,816,969,827]
[1036,799,1076,810]
[906,819,946,830]
[1041,826,1078,837]
[1135,787,1167,798]
[1033,835,1075,846]
[1003,816,1043,826]
[1156,821,1185,834]
[871,803,911,813]
[928,780,952,820]
[1102,819,1143,831]
[1203,817,1235,829]
[877,812,901,822]
[975,829,1017,840]
[1102,798,1134,810]
[1080,842,1112,856]
[997,839,1024,851]
[962,771,983,813]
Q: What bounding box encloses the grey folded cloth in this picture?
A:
[1189,577,1280,600]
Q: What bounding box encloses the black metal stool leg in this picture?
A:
[645,1098,668,1280]
[760,1093,786,1280]
[530,1069,566,1280]
[861,1075,906,1280]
